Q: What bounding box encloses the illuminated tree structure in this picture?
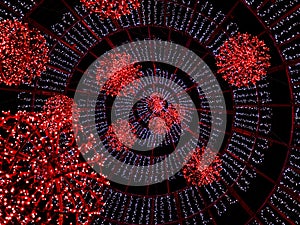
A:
[0,19,49,86]
[183,146,222,187]
[80,0,141,19]
[0,111,108,224]
[216,33,271,87]
[97,53,142,97]
[105,119,137,151]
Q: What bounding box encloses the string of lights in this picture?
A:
[80,0,141,19]
[2,0,36,17]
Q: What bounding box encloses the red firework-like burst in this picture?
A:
[80,0,140,19]
[97,53,142,97]
[216,32,271,87]
[0,19,49,86]
[105,119,137,151]
[0,111,109,224]
[183,147,222,186]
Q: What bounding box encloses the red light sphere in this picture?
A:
[149,117,168,135]
[0,19,49,86]
[80,0,141,19]
[42,94,77,133]
[147,94,167,114]
[97,53,142,97]
[0,111,108,224]
[216,32,271,87]
[183,147,222,187]
[105,119,137,151]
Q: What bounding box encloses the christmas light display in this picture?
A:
[216,33,271,87]
[183,147,222,187]
[2,0,299,224]
[80,0,140,19]
[0,19,49,86]
[0,111,108,224]
[112,67,195,150]
[97,53,142,97]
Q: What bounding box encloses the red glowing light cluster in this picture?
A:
[147,94,167,113]
[80,0,140,19]
[183,147,222,186]
[0,19,49,86]
[148,117,168,134]
[216,33,271,87]
[97,53,142,97]
[105,119,137,151]
[147,94,182,132]
[43,94,74,122]
[159,105,181,128]
[42,94,79,133]
[0,110,108,224]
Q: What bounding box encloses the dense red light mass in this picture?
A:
[147,94,167,113]
[105,119,137,151]
[0,111,108,224]
[216,33,271,87]
[97,53,142,97]
[42,94,78,133]
[183,147,222,186]
[43,94,73,122]
[0,19,49,86]
[147,94,182,132]
[148,117,168,134]
[159,106,181,129]
[80,0,140,19]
